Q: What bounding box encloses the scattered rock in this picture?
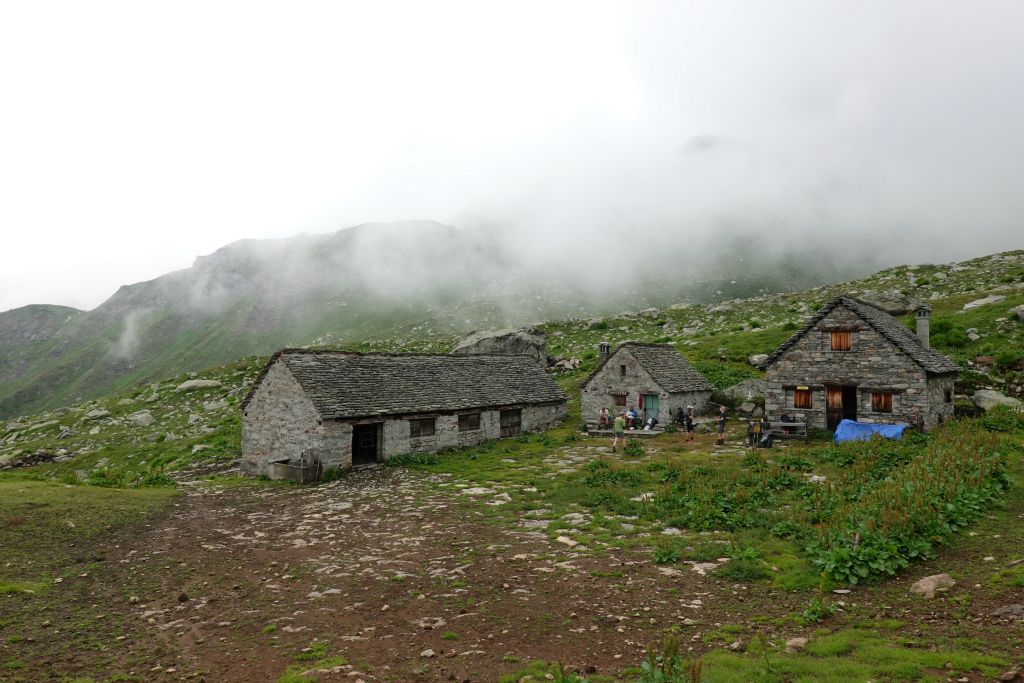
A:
[963,295,1006,310]
[420,649,435,658]
[84,409,109,420]
[972,390,1021,412]
[555,536,579,547]
[727,640,745,652]
[175,379,222,392]
[747,354,769,369]
[1011,304,1024,322]
[738,402,756,415]
[990,604,1024,621]
[128,410,156,427]
[909,573,955,599]
[785,637,808,653]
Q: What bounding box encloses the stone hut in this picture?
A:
[241,349,567,479]
[581,342,714,426]
[763,296,959,431]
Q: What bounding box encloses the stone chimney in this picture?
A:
[914,305,931,348]
[599,341,612,364]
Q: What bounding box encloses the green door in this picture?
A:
[642,394,660,424]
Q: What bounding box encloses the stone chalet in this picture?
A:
[581,342,714,426]
[764,296,960,431]
[241,349,567,479]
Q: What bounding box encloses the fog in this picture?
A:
[2,1,1023,313]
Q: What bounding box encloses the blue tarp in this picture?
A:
[834,419,908,443]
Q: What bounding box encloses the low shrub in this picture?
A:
[385,452,441,467]
[653,545,681,564]
[715,558,768,582]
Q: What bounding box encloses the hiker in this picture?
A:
[612,411,626,452]
[627,406,638,429]
[747,417,761,447]
[598,407,610,429]
[684,405,695,442]
[715,405,727,445]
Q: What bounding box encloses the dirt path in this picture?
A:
[119,466,785,682]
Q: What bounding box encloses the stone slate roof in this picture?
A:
[244,349,567,419]
[765,296,960,374]
[584,342,714,392]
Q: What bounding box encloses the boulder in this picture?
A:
[549,357,581,372]
[1011,304,1024,322]
[127,410,156,427]
[963,295,1006,311]
[738,402,756,415]
[972,390,1021,412]
[723,379,767,402]
[909,573,955,599]
[175,379,222,392]
[451,328,548,365]
[857,290,920,315]
[990,604,1024,621]
[4,422,25,433]
[84,409,110,420]
[747,353,769,369]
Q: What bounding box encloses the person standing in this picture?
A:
[715,405,727,446]
[612,412,626,452]
[684,405,695,442]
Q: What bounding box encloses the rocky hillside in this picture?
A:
[2,249,1021,485]
[0,220,872,418]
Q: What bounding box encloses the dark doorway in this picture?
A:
[352,423,381,465]
[500,409,522,438]
[825,385,858,431]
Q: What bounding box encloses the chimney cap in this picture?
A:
[913,304,932,314]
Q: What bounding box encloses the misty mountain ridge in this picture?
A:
[0,219,952,417]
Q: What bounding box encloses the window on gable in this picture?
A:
[619,364,627,377]
[871,391,893,413]
[410,418,435,438]
[458,412,481,432]
[794,388,813,409]
[830,330,852,351]
[612,393,627,407]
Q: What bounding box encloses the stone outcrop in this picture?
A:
[723,379,767,402]
[175,379,222,392]
[451,328,548,365]
[856,290,920,315]
[963,295,1006,311]
[127,410,156,427]
[747,353,769,369]
[972,390,1022,412]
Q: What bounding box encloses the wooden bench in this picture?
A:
[767,419,809,442]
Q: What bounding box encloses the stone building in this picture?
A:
[581,342,714,426]
[241,349,567,479]
[763,296,959,431]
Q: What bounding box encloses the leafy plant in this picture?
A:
[637,638,702,683]
[622,438,645,457]
[799,595,839,625]
[653,545,681,564]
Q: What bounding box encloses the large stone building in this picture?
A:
[763,296,959,431]
[581,342,714,425]
[241,349,567,479]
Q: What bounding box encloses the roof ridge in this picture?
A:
[276,348,537,360]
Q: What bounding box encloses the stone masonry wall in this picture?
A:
[764,303,951,430]
[582,348,711,424]
[241,360,331,477]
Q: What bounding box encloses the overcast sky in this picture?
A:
[2,1,1023,312]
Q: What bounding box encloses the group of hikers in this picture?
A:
[601,404,730,452]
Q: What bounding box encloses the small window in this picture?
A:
[458,412,481,432]
[500,409,522,438]
[794,388,813,409]
[612,393,627,407]
[871,391,893,413]
[619,364,627,377]
[944,389,953,404]
[410,418,435,438]
[831,330,851,351]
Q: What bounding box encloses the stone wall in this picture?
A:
[764,303,954,430]
[375,402,566,459]
[581,348,711,424]
[241,359,336,477]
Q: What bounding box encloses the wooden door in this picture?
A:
[500,409,522,438]
[352,423,380,465]
[826,386,844,431]
[642,394,660,423]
